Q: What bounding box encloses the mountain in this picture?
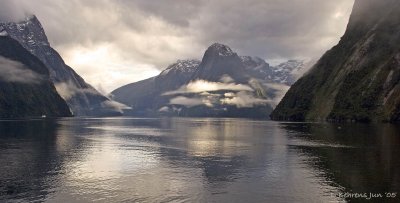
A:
[272,60,306,85]
[271,0,400,122]
[111,59,201,116]
[191,43,250,83]
[0,16,122,116]
[0,35,72,118]
[112,43,305,118]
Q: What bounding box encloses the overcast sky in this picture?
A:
[0,0,354,93]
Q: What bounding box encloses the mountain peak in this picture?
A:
[0,14,49,47]
[207,43,236,57]
[159,59,201,76]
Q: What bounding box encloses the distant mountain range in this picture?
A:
[0,16,124,117]
[1,0,398,122]
[112,43,306,118]
[271,0,400,122]
[0,16,309,119]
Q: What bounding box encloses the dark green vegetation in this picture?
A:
[0,36,72,118]
[271,0,400,122]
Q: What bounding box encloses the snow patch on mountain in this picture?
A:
[160,59,200,76]
[271,60,305,85]
[0,16,50,54]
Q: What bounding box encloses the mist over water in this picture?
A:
[0,118,399,202]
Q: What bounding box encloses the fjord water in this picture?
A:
[0,118,399,202]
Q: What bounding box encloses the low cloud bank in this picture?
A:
[221,91,269,108]
[163,79,253,95]
[0,56,43,84]
[54,81,99,100]
[101,100,132,113]
[169,96,212,107]
[160,77,295,110]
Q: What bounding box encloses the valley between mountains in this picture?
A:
[1,0,400,123]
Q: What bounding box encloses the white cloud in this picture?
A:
[61,43,160,93]
[163,80,253,95]
[54,80,99,100]
[101,100,131,113]
[220,74,234,83]
[0,56,43,84]
[158,106,169,112]
[169,96,210,107]
[220,91,269,108]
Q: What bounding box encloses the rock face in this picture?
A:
[0,16,121,116]
[112,43,305,118]
[192,43,250,83]
[0,35,72,118]
[271,0,400,122]
[111,60,201,116]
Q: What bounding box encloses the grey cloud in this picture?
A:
[0,0,354,92]
[0,56,43,84]
[0,0,28,22]
[117,0,204,27]
[191,0,355,60]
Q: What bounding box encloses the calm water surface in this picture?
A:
[0,118,399,203]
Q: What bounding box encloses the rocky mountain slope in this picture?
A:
[112,43,305,118]
[0,16,122,116]
[271,0,400,122]
[0,35,72,118]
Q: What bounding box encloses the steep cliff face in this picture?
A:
[0,16,121,116]
[271,0,400,122]
[0,36,72,118]
[191,43,250,83]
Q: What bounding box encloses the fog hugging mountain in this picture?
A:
[0,16,307,119]
[111,43,306,118]
[0,16,126,117]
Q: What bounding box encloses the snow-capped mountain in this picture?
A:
[272,60,305,85]
[159,59,200,77]
[0,16,123,116]
[112,43,306,118]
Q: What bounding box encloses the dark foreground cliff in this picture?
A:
[0,36,72,118]
[271,0,400,122]
[1,16,122,116]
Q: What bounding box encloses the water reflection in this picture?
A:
[0,118,398,202]
[281,122,400,202]
[0,120,62,202]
